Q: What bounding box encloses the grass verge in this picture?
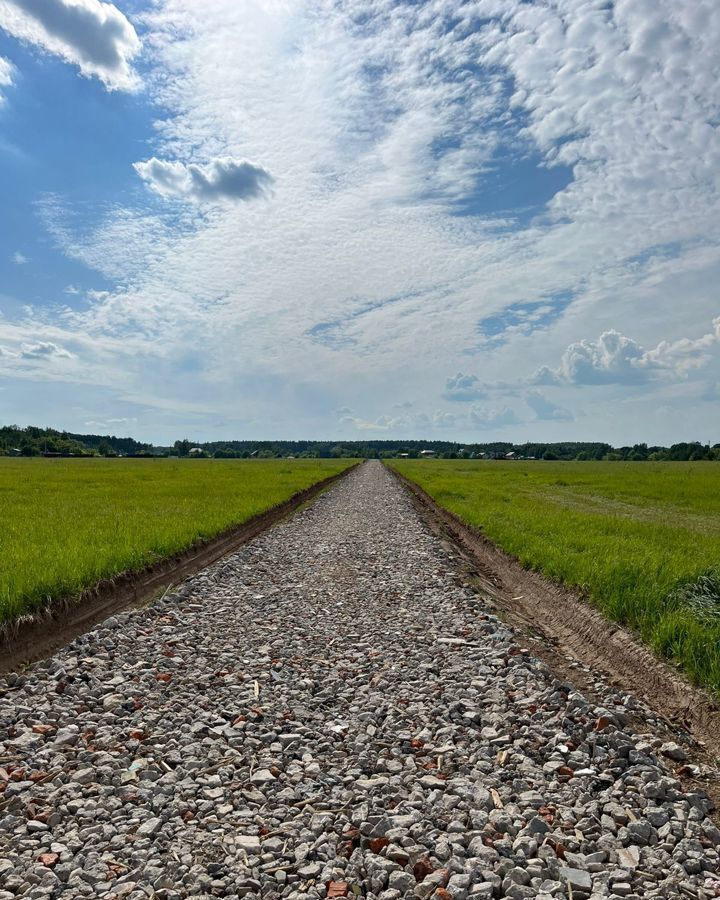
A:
[390,459,720,694]
[0,458,354,623]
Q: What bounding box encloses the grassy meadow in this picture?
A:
[391,459,720,694]
[0,458,354,623]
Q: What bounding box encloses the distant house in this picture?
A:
[397,453,409,458]
[505,451,517,459]
[189,447,204,455]
[420,449,436,457]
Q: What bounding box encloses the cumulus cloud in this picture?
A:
[525,390,573,422]
[535,318,720,386]
[0,0,140,91]
[444,372,484,402]
[133,157,274,205]
[537,331,651,386]
[20,340,73,359]
[12,251,28,264]
[469,406,520,429]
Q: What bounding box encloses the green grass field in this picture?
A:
[391,460,720,694]
[0,458,354,624]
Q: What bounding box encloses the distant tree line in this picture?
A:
[0,426,153,457]
[1,425,719,461]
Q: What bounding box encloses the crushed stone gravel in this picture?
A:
[1,461,718,900]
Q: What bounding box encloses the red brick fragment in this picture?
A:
[32,724,54,735]
[413,856,435,882]
[327,882,349,898]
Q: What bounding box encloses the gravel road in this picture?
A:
[1,461,718,900]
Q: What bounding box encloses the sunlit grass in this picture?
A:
[391,460,720,694]
[0,458,354,623]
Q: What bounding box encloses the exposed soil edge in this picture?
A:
[389,465,720,763]
[0,463,359,672]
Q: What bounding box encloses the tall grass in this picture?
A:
[0,458,354,623]
[391,460,720,694]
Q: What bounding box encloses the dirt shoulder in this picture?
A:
[0,464,357,672]
[389,464,720,811]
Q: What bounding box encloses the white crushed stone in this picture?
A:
[0,461,718,900]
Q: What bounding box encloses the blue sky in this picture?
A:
[0,0,719,444]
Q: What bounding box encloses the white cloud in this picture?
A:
[535,318,720,386]
[84,416,135,429]
[20,340,73,359]
[6,0,720,443]
[339,415,402,432]
[133,157,273,205]
[12,251,28,264]
[444,372,484,402]
[525,390,573,422]
[432,410,457,430]
[0,0,140,91]
[0,54,13,102]
[469,406,520,429]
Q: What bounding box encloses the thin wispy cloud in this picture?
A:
[0,0,718,442]
[0,54,12,102]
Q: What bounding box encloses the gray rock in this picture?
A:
[136,817,162,837]
[559,867,593,893]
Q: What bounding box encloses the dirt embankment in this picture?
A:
[390,466,720,786]
[0,464,357,672]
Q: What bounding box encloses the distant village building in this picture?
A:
[419,449,436,457]
[189,447,204,455]
[397,453,409,458]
